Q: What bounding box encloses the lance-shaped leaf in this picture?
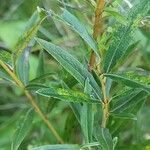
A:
[111,89,148,113]
[36,87,100,104]
[14,7,48,62]
[94,126,113,150]
[103,0,150,73]
[55,9,99,58]
[80,78,94,142]
[16,45,31,85]
[110,112,137,120]
[104,73,150,93]
[11,108,34,150]
[36,38,102,99]
[14,7,49,84]
[36,50,45,77]
[32,144,79,150]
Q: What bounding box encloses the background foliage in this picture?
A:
[0,0,150,150]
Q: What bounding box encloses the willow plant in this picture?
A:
[0,0,150,150]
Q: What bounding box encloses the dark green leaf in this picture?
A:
[14,8,48,62]
[56,9,99,58]
[25,83,48,90]
[80,78,94,142]
[104,73,150,93]
[14,8,48,84]
[11,108,34,150]
[111,89,148,113]
[94,126,113,150]
[16,45,30,85]
[36,38,102,99]
[0,69,13,82]
[36,50,45,77]
[103,0,150,73]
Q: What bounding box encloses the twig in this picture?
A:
[89,0,105,71]
[89,0,109,128]
[0,59,64,144]
[100,74,109,128]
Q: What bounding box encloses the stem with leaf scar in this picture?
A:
[89,0,109,128]
[0,59,64,144]
[100,74,109,128]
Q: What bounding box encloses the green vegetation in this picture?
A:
[0,0,150,150]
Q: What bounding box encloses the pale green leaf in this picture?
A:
[36,87,100,104]
[32,144,79,150]
[0,50,12,66]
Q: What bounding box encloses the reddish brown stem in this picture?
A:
[89,0,105,71]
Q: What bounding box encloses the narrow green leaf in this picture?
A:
[81,104,93,142]
[14,8,48,62]
[104,7,127,25]
[11,108,34,150]
[111,89,148,113]
[103,0,150,73]
[80,78,94,142]
[29,73,55,83]
[56,9,99,58]
[103,25,133,73]
[110,112,137,120]
[94,126,113,150]
[36,87,100,104]
[104,73,150,93]
[32,144,79,150]
[113,41,140,70]
[36,50,45,77]
[61,78,81,123]
[16,45,31,85]
[36,38,102,99]
[14,7,48,84]
[25,83,48,90]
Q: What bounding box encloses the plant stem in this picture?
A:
[0,59,64,144]
[89,0,109,128]
[89,0,105,71]
[100,74,109,128]
[89,0,109,133]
